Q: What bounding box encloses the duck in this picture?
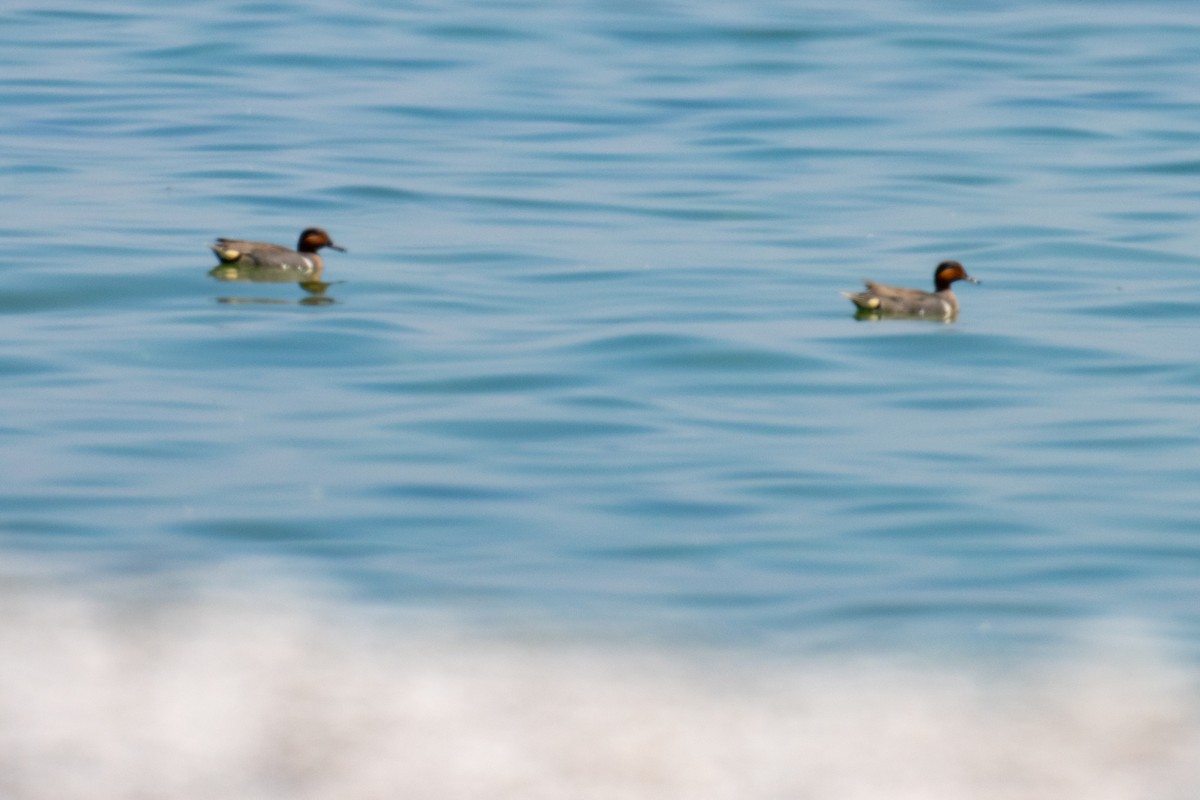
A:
[209,228,345,273]
[842,260,978,319]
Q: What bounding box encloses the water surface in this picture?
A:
[2,1,1200,796]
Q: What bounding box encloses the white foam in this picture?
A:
[0,570,1196,800]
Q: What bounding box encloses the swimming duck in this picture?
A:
[209,228,345,273]
[842,260,978,319]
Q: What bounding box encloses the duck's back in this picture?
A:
[861,281,932,303]
[210,239,315,269]
[847,281,957,316]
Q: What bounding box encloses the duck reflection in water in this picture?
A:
[207,228,346,306]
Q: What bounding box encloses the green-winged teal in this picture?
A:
[842,260,978,319]
[210,228,345,273]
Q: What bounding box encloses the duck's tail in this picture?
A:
[840,291,879,311]
[210,242,241,262]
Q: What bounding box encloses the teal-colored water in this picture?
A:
[2,2,1199,795]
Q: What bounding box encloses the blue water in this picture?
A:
[2,1,1200,796]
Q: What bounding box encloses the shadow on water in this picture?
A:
[208,263,341,306]
[850,308,956,323]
